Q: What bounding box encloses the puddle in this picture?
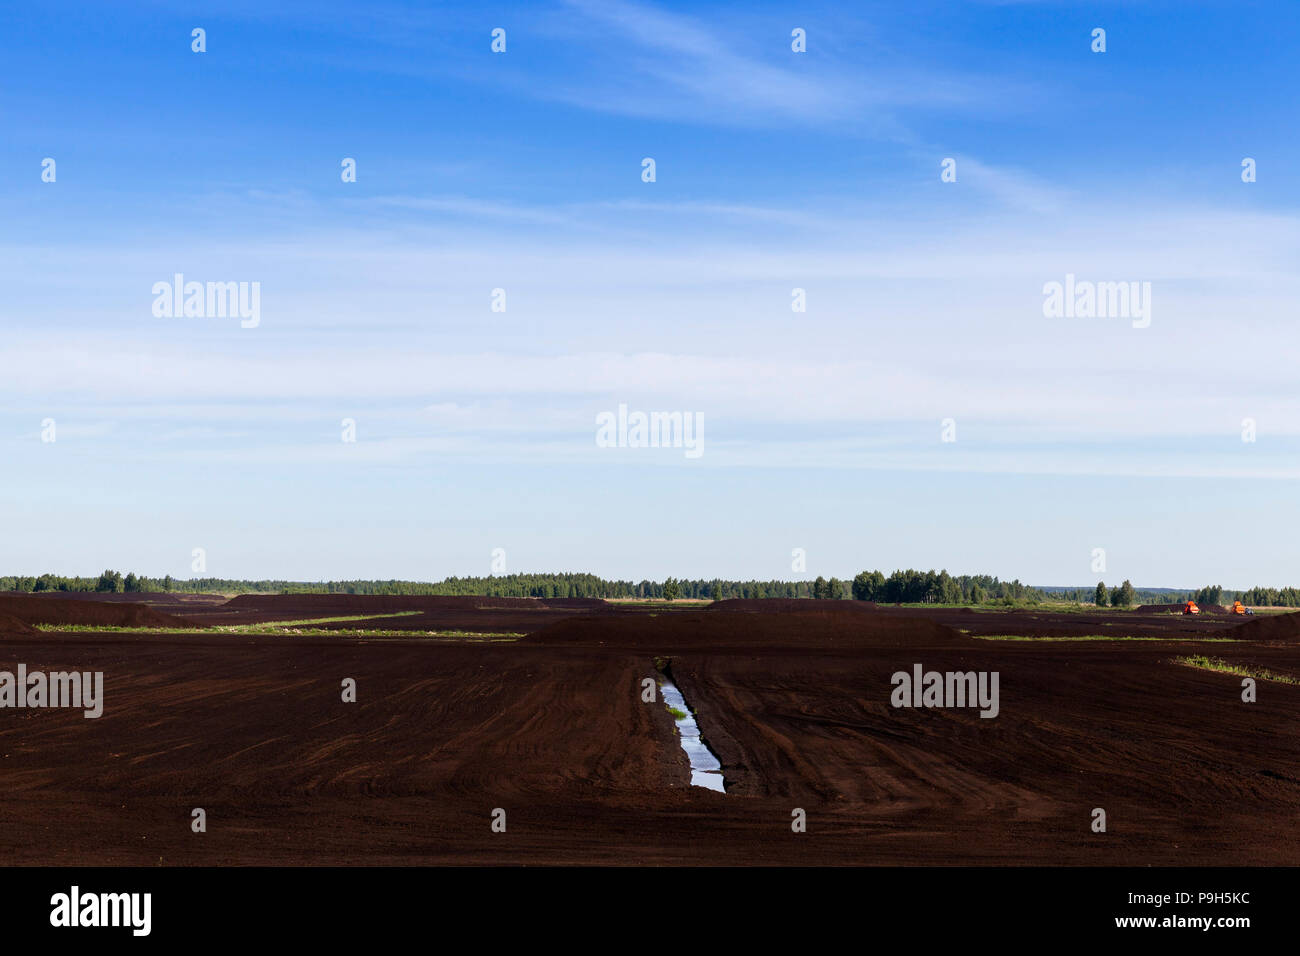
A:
[658,673,726,792]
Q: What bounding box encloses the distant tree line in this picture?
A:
[0,570,180,594]
[1047,585,1184,605]
[1054,582,1300,608]
[0,569,1027,604]
[850,569,1040,605]
[4,570,1299,607]
[0,572,853,601]
[1090,580,1137,607]
[1237,586,1300,607]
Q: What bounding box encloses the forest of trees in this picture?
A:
[0,570,182,594]
[850,569,1041,605]
[0,568,1036,604]
[4,570,1299,606]
[0,571,847,600]
[1235,586,1300,607]
[1088,580,1136,607]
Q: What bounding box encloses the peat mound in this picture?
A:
[0,613,37,635]
[1134,603,1229,615]
[24,591,228,608]
[220,594,606,614]
[528,608,963,649]
[1229,612,1300,642]
[0,595,194,629]
[707,598,878,612]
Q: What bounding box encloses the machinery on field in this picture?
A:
[1183,600,1200,615]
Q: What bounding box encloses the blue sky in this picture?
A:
[1,0,1298,587]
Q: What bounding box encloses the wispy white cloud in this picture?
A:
[947,154,1071,214]
[530,0,1029,130]
[4,160,1298,481]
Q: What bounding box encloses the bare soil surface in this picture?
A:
[1,596,1297,865]
[0,614,36,636]
[884,605,1257,639]
[1228,612,1300,642]
[0,595,197,629]
[161,593,609,632]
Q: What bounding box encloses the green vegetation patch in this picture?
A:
[976,634,1237,642]
[34,623,522,640]
[1174,655,1300,684]
[221,611,424,629]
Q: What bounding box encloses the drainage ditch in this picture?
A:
[656,661,725,793]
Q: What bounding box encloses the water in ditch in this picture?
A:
[659,676,726,793]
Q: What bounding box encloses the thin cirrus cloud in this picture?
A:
[536,0,1030,129]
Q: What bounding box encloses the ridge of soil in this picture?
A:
[0,595,196,630]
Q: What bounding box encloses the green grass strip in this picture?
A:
[32,623,522,640]
[975,634,1238,642]
[218,611,424,630]
[1174,655,1300,684]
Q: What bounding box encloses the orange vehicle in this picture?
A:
[1231,601,1253,616]
[1183,600,1200,615]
